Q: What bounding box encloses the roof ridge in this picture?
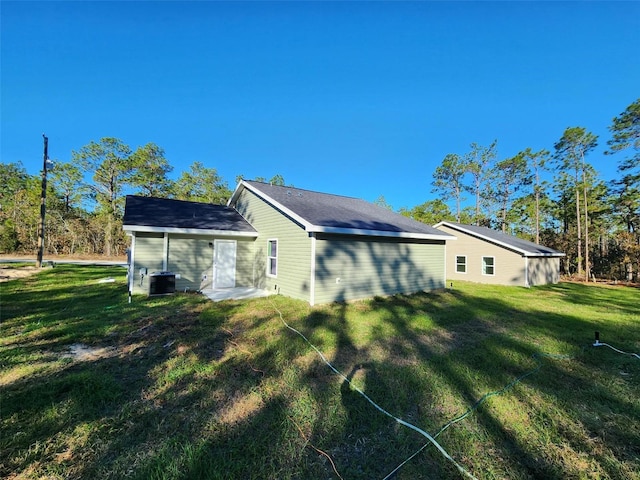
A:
[244,180,361,201]
[239,181,454,240]
[125,194,228,207]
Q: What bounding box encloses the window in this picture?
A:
[267,239,278,277]
[482,256,495,276]
[455,256,467,273]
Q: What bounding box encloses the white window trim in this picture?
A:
[455,255,467,274]
[482,256,495,276]
[267,238,278,278]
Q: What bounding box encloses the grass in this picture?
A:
[1,265,639,479]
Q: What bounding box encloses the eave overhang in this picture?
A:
[123,225,259,237]
[434,222,565,257]
[230,181,456,241]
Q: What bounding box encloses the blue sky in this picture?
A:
[2,1,639,211]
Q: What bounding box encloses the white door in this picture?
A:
[213,240,236,288]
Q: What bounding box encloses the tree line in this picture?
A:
[399,98,639,282]
[1,99,638,281]
[0,137,285,258]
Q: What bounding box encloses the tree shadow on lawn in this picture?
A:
[244,287,638,479]
[89,298,348,480]
[171,287,638,480]
[3,267,313,479]
[2,266,276,479]
[354,289,640,479]
[299,304,446,479]
[71,303,288,479]
[4,268,638,480]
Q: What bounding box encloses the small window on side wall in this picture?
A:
[456,256,467,273]
[482,256,495,276]
[267,239,278,277]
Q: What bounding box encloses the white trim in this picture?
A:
[310,233,316,306]
[434,222,564,257]
[482,256,496,276]
[123,225,258,237]
[455,255,467,274]
[129,232,136,293]
[267,238,278,278]
[234,181,314,230]
[524,256,530,288]
[230,181,456,241]
[308,226,455,240]
[227,180,244,206]
[162,233,169,271]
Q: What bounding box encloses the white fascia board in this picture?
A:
[235,180,315,230]
[308,226,456,240]
[123,225,258,237]
[233,182,456,241]
[227,181,244,206]
[436,222,563,257]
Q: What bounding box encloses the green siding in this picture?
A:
[234,238,256,287]
[230,186,451,304]
[314,235,446,304]
[167,235,213,292]
[131,233,164,294]
[131,232,256,294]
[233,188,312,302]
[166,234,255,292]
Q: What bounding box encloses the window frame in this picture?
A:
[455,255,467,274]
[267,239,278,278]
[482,256,495,276]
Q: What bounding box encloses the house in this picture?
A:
[122,195,258,294]
[433,221,565,287]
[123,181,455,304]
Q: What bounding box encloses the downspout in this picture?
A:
[310,233,316,306]
[524,256,530,288]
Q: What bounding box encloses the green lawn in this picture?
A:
[1,265,639,479]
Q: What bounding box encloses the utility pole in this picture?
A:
[36,134,48,268]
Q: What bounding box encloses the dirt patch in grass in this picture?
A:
[0,265,39,283]
[61,343,119,362]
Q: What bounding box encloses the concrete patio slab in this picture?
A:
[201,287,271,302]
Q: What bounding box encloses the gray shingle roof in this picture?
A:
[123,195,256,234]
[234,181,453,239]
[434,222,564,257]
